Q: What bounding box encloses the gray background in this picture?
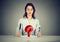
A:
[0,0,60,36]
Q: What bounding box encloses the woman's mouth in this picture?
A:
[29,12,31,14]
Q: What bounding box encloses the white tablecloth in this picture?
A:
[0,35,60,42]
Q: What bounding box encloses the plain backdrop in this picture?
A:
[0,0,60,36]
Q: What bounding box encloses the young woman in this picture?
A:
[16,3,41,37]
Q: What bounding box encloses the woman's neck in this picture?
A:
[27,15,32,20]
[27,15,32,24]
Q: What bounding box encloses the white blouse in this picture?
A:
[16,18,41,36]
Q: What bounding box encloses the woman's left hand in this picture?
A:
[37,32,41,37]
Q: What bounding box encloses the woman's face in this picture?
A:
[26,6,33,16]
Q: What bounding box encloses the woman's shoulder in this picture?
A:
[18,18,26,23]
[19,18,25,20]
[34,18,39,22]
[18,18,27,21]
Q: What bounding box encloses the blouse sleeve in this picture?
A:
[35,20,41,35]
[16,19,23,33]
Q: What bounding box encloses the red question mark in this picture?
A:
[25,25,33,37]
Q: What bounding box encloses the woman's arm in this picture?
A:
[37,27,41,37]
[36,19,41,37]
[16,19,22,37]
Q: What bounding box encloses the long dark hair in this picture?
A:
[23,3,36,19]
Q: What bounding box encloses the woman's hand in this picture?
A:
[37,32,41,37]
[16,32,21,37]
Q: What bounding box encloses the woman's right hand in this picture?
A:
[16,32,21,37]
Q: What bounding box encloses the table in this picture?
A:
[0,35,60,42]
